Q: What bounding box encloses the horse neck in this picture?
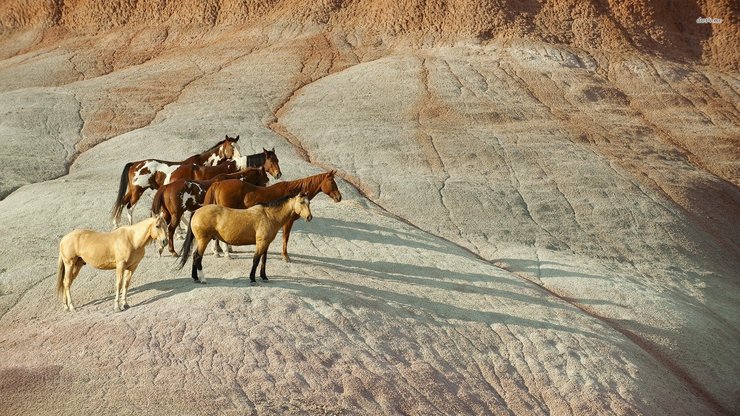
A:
[263,199,297,227]
[129,218,155,249]
[296,174,326,199]
[246,153,265,168]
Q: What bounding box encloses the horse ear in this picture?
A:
[329,169,336,176]
[271,147,275,152]
[235,135,239,141]
[263,147,268,153]
[225,134,229,139]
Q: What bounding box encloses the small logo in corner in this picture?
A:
[696,17,723,24]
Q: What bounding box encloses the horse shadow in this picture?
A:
[272,254,611,341]
[82,276,247,308]
[291,216,463,257]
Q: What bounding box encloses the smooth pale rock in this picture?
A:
[0,4,738,415]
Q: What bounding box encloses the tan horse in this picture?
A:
[178,194,312,284]
[205,170,341,260]
[56,216,168,312]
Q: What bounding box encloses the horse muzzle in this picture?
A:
[306,214,313,222]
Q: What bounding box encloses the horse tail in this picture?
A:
[151,185,165,216]
[111,162,133,222]
[177,218,194,270]
[56,253,65,297]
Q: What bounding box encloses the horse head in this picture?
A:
[219,135,241,160]
[151,215,169,256]
[293,193,312,222]
[263,147,282,179]
[321,170,342,202]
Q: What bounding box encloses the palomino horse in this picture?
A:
[204,170,341,261]
[111,135,242,228]
[56,216,168,312]
[178,194,312,284]
[151,167,269,255]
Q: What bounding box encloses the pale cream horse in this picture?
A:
[56,216,168,311]
[178,193,313,284]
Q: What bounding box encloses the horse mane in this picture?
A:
[246,152,266,167]
[256,194,298,207]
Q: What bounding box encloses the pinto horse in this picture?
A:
[151,167,270,255]
[111,135,242,228]
[204,170,341,261]
[178,194,312,284]
[56,216,168,312]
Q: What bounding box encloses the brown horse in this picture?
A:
[167,159,245,184]
[178,194,313,284]
[111,135,242,228]
[204,170,341,261]
[151,167,269,255]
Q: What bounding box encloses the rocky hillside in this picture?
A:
[0,1,738,415]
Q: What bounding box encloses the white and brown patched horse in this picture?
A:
[111,135,242,228]
[56,216,169,312]
[178,193,312,285]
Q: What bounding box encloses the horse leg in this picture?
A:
[259,250,269,282]
[128,188,145,225]
[114,264,124,311]
[121,267,136,309]
[248,252,260,285]
[224,243,233,260]
[62,259,75,311]
[212,239,223,257]
[193,239,208,284]
[65,258,85,311]
[177,214,189,240]
[282,218,296,262]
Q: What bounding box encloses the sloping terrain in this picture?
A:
[0,1,738,415]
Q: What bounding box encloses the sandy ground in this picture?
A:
[0,3,739,415]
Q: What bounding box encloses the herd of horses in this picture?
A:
[56,135,342,311]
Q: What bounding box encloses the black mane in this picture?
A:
[256,193,299,207]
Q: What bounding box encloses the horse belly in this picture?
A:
[75,233,118,269]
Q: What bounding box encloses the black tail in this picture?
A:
[177,217,194,270]
[111,162,133,221]
[151,185,166,215]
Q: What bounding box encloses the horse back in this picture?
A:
[60,229,121,269]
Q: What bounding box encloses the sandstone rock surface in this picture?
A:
[0,1,738,415]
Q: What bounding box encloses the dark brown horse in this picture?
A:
[204,170,341,260]
[151,167,269,255]
[111,135,242,228]
[245,147,282,180]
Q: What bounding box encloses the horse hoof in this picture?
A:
[261,276,269,282]
[169,251,179,257]
[282,256,291,263]
[249,280,256,286]
[122,303,130,310]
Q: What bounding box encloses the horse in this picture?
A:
[56,216,169,312]
[178,194,312,284]
[166,158,246,183]
[204,170,341,261]
[111,135,242,228]
[245,147,282,180]
[151,167,270,255]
